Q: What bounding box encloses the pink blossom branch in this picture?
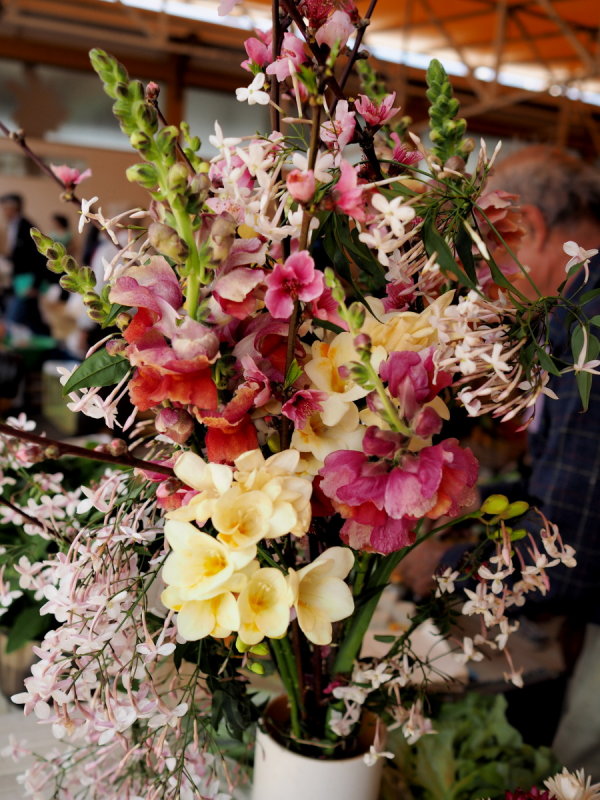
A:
[0,422,173,477]
[0,495,47,530]
[0,119,81,206]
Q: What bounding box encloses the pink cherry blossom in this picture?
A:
[321,100,356,150]
[315,10,355,49]
[333,160,365,222]
[266,33,307,82]
[50,164,92,186]
[355,92,400,127]
[390,133,423,166]
[282,390,327,429]
[242,33,273,71]
[265,251,324,319]
[286,169,316,203]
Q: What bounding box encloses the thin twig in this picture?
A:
[270,0,282,133]
[337,0,379,96]
[0,423,173,477]
[0,495,48,531]
[280,100,321,450]
[0,119,81,207]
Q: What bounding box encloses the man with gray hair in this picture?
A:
[399,145,600,775]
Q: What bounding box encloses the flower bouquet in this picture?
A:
[0,0,596,797]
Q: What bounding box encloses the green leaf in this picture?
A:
[284,359,303,390]
[534,343,561,376]
[373,634,396,643]
[454,224,477,283]
[102,303,129,327]
[63,348,130,395]
[5,607,48,653]
[423,215,477,290]
[571,325,600,411]
[311,317,344,334]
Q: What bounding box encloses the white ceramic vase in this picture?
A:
[252,697,384,800]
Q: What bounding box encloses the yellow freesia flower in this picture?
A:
[361,292,454,354]
[211,485,274,549]
[161,520,253,603]
[288,547,355,645]
[238,567,294,645]
[233,449,312,538]
[162,585,240,641]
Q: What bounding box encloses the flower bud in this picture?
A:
[106,338,127,356]
[148,222,189,262]
[155,407,194,444]
[286,169,316,204]
[109,438,128,456]
[481,494,509,516]
[167,163,189,193]
[145,81,160,102]
[126,162,158,189]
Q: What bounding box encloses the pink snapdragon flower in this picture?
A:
[266,33,307,82]
[319,438,478,554]
[379,348,452,420]
[286,169,316,203]
[265,251,324,319]
[321,100,356,150]
[282,390,327,429]
[50,164,92,187]
[315,10,354,49]
[355,92,400,127]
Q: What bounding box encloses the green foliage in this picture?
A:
[31,228,116,325]
[62,347,130,394]
[385,693,559,800]
[356,60,389,103]
[426,59,470,165]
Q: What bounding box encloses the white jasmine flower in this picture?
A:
[78,196,99,233]
[236,73,270,106]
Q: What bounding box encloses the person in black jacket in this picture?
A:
[1,192,50,335]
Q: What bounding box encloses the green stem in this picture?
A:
[333,550,405,675]
[269,639,301,739]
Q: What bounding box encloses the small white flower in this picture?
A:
[363,745,395,767]
[78,196,99,233]
[435,567,460,597]
[563,241,598,277]
[236,73,270,106]
[371,192,415,238]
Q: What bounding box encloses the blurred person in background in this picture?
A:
[49,212,73,252]
[0,192,50,335]
[398,145,600,776]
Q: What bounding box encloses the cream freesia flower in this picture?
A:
[288,547,355,645]
[167,451,233,523]
[237,567,294,645]
[361,291,454,354]
[233,449,313,538]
